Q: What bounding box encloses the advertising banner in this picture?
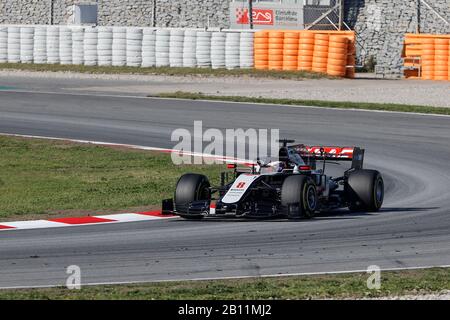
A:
[230,2,304,30]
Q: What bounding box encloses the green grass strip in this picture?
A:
[0,63,332,80]
[151,91,450,116]
[0,135,223,219]
[0,267,449,300]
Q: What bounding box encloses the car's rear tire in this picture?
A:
[174,173,210,219]
[281,175,317,219]
[346,169,384,212]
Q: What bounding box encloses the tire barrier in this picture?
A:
[0,26,7,63]
[239,32,254,69]
[71,27,84,65]
[0,25,357,77]
[254,31,268,70]
[434,38,448,81]
[59,27,72,65]
[225,32,240,70]
[33,26,47,64]
[211,32,226,69]
[404,34,450,81]
[197,31,212,68]
[126,27,143,67]
[282,31,299,71]
[421,38,435,80]
[142,28,156,67]
[20,27,34,64]
[7,26,21,63]
[327,35,348,77]
[112,27,126,67]
[97,26,113,67]
[169,29,184,68]
[312,33,329,74]
[268,31,284,71]
[183,30,197,68]
[346,35,356,79]
[298,32,314,71]
[84,27,98,66]
[155,29,170,67]
[46,26,60,64]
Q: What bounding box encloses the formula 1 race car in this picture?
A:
[162,140,384,219]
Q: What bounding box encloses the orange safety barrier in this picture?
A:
[298,31,315,71]
[254,29,356,78]
[254,31,269,70]
[327,35,348,77]
[403,33,450,81]
[282,31,299,71]
[434,38,448,81]
[312,33,329,73]
[268,31,284,70]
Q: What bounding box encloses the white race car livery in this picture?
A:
[221,174,259,204]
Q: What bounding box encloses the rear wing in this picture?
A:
[290,145,365,170]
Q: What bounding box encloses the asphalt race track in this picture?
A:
[0,87,449,288]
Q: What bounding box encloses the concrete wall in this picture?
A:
[0,0,230,28]
[0,0,51,24]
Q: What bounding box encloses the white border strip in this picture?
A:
[0,212,178,232]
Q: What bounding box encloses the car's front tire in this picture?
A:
[281,175,317,219]
[174,173,210,219]
[346,169,384,212]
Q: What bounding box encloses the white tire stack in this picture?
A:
[225,32,240,70]
[46,26,60,64]
[183,30,197,68]
[155,29,170,67]
[211,32,226,69]
[84,27,98,66]
[59,27,72,65]
[112,27,126,66]
[169,29,184,67]
[20,27,34,63]
[7,26,21,63]
[239,32,254,69]
[71,27,84,65]
[97,27,113,66]
[0,26,7,63]
[141,28,156,67]
[126,27,143,67]
[196,31,211,68]
[33,26,47,64]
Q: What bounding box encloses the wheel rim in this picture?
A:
[196,181,210,201]
[306,185,317,210]
[375,178,384,205]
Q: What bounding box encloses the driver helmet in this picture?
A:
[268,161,285,173]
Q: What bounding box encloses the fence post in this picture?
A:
[248,0,253,29]
[338,0,344,31]
[49,0,54,25]
[416,0,421,33]
[152,0,157,27]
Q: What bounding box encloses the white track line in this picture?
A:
[0,88,448,117]
[0,132,254,164]
[1,264,450,290]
